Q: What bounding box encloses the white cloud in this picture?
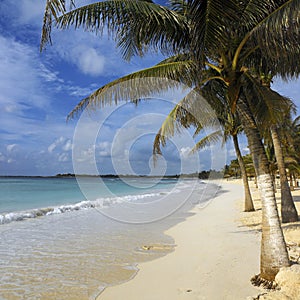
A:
[0,0,45,27]
[242,146,250,155]
[58,153,69,162]
[0,152,6,162]
[74,145,96,163]
[18,0,45,25]
[48,137,66,153]
[7,144,17,152]
[63,140,73,151]
[98,141,111,157]
[49,27,146,79]
[7,158,15,164]
[0,36,49,109]
[76,47,105,76]
[39,63,64,83]
[48,143,57,154]
[180,147,192,159]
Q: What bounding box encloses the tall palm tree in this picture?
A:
[153,81,255,212]
[41,0,300,284]
[197,80,255,212]
[197,113,255,212]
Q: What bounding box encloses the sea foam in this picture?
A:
[0,191,165,225]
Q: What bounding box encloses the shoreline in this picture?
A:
[98,181,262,299]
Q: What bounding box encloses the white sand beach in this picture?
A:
[98,182,264,299]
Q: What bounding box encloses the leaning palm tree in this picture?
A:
[194,113,255,212]
[194,79,255,212]
[154,80,255,211]
[41,0,300,285]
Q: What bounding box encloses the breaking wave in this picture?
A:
[0,191,166,225]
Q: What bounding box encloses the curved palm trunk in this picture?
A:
[237,101,290,283]
[270,125,298,223]
[232,134,255,211]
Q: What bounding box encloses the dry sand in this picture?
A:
[98,181,263,300]
[240,181,300,300]
[240,181,300,252]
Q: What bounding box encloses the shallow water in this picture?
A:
[0,178,218,299]
[0,177,177,216]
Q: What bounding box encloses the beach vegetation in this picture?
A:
[41,0,300,285]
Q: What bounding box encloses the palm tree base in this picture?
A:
[244,208,255,212]
[251,274,278,289]
[281,207,299,223]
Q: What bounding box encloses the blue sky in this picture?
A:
[0,0,299,176]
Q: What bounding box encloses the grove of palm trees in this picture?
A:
[41,0,300,291]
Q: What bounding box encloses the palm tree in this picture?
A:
[198,114,255,212]
[244,75,299,223]
[196,81,255,212]
[41,0,300,284]
[154,82,255,212]
[282,116,300,188]
[270,124,299,222]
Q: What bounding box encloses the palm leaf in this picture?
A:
[245,0,300,77]
[189,0,239,65]
[242,72,294,127]
[42,0,189,60]
[67,60,197,119]
[40,0,75,51]
[152,87,224,156]
[191,130,223,153]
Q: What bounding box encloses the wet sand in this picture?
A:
[98,182,262,299]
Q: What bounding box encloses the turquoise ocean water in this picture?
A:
[0,177,218,299]
[0,177,178,222]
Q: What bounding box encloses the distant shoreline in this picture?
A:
[0,170,224,179]
[0,174,184,179]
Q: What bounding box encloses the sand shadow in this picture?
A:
[281,223,300,231]
[293,195,300,203]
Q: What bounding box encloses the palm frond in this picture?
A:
[247,0,300,77]
[189,0,239,64]
[156,53,191,65]
[199,78,228,116]
[152,102,186,156]
[191,130,223,153]
[169,0,189,15]
[242,72,294,127]
[238,0,280,29]
[67,60,197,119]
[152,86,224,156]
[40,0,76,51]
[42,0,189,60]
[41,0,66,50]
